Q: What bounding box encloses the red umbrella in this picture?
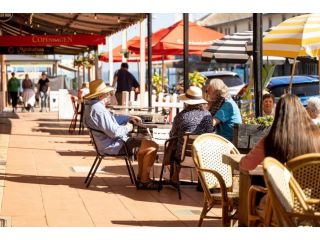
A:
[128,20,224,56]
[99,37,174,62]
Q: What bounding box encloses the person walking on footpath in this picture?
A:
[112,62,140,105]
[7,72,20,113]
[37,72,50,112]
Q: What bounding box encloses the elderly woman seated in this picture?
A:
[169,85,214,180]
[306,97,320,125]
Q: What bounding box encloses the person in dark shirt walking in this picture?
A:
[112,62,140,105]
[7,72,20,112]
[37,72,50,112]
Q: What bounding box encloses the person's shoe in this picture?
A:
[40,109,43,112]
[45,108,49,112]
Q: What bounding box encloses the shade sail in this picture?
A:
[263,14,320,58]
[128,20,224,56]
[99,37,174,62]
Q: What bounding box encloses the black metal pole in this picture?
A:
[147,13,152,109]
[253,13,263,117]
[183,13,189,93]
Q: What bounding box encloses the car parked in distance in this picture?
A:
[200,71,246,97]
[267,75,320,106]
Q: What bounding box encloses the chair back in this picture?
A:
[180,133,199,164]
[192,133,239,190]
[263,157,317,226]
[87,127,100,155]
[71,95,78,112]
[286,153,320,212]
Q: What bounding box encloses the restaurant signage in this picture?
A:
[0,13,13,23]
[0,46,55,55]
[0,34,106,46]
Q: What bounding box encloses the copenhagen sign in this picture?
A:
[0,34,106,46]
[0,13,13,23]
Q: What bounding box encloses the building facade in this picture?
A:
[197,13,307,34]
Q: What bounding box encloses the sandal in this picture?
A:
[137,180,162,190]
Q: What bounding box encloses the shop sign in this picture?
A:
[0,34,106,46]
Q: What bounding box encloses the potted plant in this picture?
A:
[188,71,207,88]
[233,113,274,153]
[152,72,168,97]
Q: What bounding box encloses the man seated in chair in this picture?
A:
[84,79,160,190]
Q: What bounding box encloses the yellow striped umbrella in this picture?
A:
[263,14,320,91]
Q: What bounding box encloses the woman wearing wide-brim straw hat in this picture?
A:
[168,86,215,183]
[84,79,161,190]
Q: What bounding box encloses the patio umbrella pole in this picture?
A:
[289,58,297,94]
[162,54,165,91]
[183,13,189,93]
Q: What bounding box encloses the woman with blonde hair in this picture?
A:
[206,78,242,141]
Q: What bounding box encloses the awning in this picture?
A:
[58,64,77,72]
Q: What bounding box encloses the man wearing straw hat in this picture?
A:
[84,79,160,189]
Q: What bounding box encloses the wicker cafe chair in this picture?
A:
[69,95,81,134]
[248,153,320,226]
[263,157,320,227]
[286,153,320,213]
[192,133,240,227]
[158,133,199,199]
[84,127,136,188]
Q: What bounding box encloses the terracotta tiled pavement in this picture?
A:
[0,109,223,227]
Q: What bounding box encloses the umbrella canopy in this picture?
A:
[263,14,320,58]
[99,37,174,62]
[202,31,253,63]
[263,14,320,91]
[128,20,224,56]
[203,30,286,64]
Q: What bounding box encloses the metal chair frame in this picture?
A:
[84,127,136,188]
[158,133,199,199]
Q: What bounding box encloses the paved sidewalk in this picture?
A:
[0,110,222,227]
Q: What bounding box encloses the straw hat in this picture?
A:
[84,79,114,99]
[178,85,207,105]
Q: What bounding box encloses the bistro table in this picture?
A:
[222,153,263,227]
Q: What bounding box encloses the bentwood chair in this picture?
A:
[248,153,320,226]
[286,153,320,213]
[263,157,320,227]
[84,127,136,188]
[192,133,240,227]
[158,133,199,199]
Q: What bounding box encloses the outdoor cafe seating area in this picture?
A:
[1,13,320,230]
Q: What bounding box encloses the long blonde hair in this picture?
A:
[265,94,320,163]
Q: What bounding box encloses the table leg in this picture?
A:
[238,172,251,226]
